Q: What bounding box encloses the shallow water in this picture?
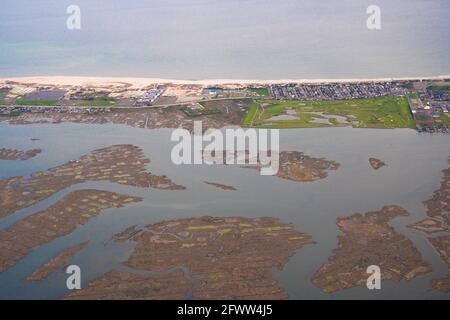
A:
[0,122,449,299]
[1,0,449,79]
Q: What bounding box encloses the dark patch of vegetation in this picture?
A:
[181,107,221,117]
[15,99,59,106]
[78,98,115,107]
[248,88,270,97]
[427,85,450,91]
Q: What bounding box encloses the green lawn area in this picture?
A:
[0,91,6,104]
[427,85,450,91]
[15,99,59,106]
[248,88,270,97]
[78,98,115,107]
[242,96,415,129]
[434,115,450,126]
[415,114,432,122]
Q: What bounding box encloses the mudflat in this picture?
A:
[312,205,431,293]
[0,148,41,160]
[0,144,184,218]
[369,157,386,170]
[204,181,237,191]
[243,151,340,182]
[26,241,89,282]
[409,158,450,292]
[0,190,142,272]
[66,216,313,300]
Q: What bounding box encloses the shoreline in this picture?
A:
[1,75,449,88]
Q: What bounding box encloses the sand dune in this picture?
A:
[1,75,449,88]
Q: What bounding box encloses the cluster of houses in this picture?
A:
[269,82,407,101]
[427,86,450,101]
[409,86,450,133]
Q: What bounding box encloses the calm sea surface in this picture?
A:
[0,123,449,299]
[0,0,449,79]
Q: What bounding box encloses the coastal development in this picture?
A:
[0,76,449,133]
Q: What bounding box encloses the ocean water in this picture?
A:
[0,123,449,299]
[0,0,449,79]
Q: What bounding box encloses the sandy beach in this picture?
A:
[1,75,449,88]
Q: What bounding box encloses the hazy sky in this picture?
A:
[1,0,449,79]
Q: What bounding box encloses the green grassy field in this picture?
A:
[0,91,6,104]
[15,99,59,106]
[243,96,415,129]
[427,85,450,91]
[78,98,115,107]
[433,113,450,126]
[248,88,270,97]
